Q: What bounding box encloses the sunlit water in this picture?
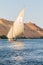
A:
[0,39,43,65]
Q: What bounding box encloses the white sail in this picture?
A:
[7,9,24,40]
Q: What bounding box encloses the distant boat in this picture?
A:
[7,9,24,41]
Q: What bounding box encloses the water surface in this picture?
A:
[0,39,43,65]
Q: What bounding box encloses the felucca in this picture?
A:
[7,9,24,41]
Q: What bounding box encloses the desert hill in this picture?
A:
[0,18,43,38]
[23,22,43,38]
[0,18,13,35]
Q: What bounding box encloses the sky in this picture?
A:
[0,0,43,28]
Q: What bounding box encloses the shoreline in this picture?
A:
[0,35,43,39]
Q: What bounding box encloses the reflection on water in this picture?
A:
[0,41,24,50]
[10,41,24,50]
[0,39,43,65]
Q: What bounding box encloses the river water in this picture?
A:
[0,39,43,65]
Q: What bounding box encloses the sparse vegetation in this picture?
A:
[0,35,43,39]
[0,35,8,39]
[16,36,28,39]
[40,36,43,39]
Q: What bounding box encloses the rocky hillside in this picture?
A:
[0,18,13,35]
[23,22,43,38]
[0,18,43,38]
